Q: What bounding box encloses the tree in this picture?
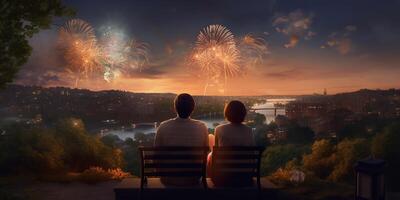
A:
[371,122,400,191]
[254,123,275,146]
[286,123,315,144]
[101,134,122,148]
[253,113,267,126]
[328,138,370,182]
[0,123,64,174]
[0,0,73,87]
[261,144,309,175]
[303,139,337,179]
[55,118,123,171]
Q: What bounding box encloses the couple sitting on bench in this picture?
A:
[153,93,256,187]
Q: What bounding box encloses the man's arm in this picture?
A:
[203,124,209,147]
[154,126,163,146]
[214,127,219,147]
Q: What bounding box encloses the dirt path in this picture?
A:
[29,181,120,200]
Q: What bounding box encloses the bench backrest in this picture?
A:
[211,146,265,178]
[138,146,209,178]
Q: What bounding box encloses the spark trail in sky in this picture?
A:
[58,19,101,87]
[99,27,149,82]
[192,24,240,95]
[58,19,149,85]
[191,25,268,95]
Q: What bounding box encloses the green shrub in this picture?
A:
[261,144,309,175]
[0,118,125,176]
[371,122,400,191]
[303,139,337,179]
[54,118,124,171]
[78,167,129,183]
[0,124,64,174]
[328,138,370,182]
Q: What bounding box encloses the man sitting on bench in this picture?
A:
[154,93,209,186]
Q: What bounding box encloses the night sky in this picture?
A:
[16,0,400,95]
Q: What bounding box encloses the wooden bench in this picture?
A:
[138,146,209,198]
[114,177,279,200]
[211,146,265,190]
[134,146,267,200]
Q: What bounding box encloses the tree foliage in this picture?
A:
[286,123,315,144]
[372,122,400,191]
[303,138,370,182]
[0,0,73,87]
[0,123,63,174]
[55,118,124,171]
[0,118,123,175]
[303,139,337,179]
[328,138,370,182]
[261,144,309,175]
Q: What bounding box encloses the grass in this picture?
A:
[0,176,41,200]
[272,176,354,200]
[35,167,131,184]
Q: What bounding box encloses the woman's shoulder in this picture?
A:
[216,123,250,131]
[214,123,233,131]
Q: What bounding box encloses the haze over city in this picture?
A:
[2,1,400,199]
[15,0,400,95]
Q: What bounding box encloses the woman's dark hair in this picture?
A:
[174,93,195,118]
[224,100,247,124]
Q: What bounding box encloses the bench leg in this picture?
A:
[139,177,146,200]
[257,176,262,200]
[202,177,208,189]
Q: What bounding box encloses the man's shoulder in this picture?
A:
[158,118,176,127]
[189,119,208,128]
[215,123,228,130]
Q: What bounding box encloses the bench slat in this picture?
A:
[143,154,204,160]
[215,154,259,160]
[214,163,258,169]
[144,171,203,177]
[211,171,258,176]
[144,163,204,168]
[140,147,209,151]
[213,146,265,151]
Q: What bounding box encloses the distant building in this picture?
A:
[286,102,327,120]
[267,128,288,144]
[136,102,155,116]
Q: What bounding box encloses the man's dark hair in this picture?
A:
[224,100,247,124]
[174,93,195,118]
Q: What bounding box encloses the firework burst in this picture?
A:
[58,19,101,87]
[99,27,149,82]
[124,39,149,72]
[238,34,268,65]
[58,21,150,85]
[192,24,240,95]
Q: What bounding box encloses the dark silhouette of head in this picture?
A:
[174,93,195,118]
[224,100,247,124]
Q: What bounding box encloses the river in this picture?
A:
[105,98,295,140]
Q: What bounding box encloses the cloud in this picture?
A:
[122,65,166,79]
[14,30,70,86]
[336,38,352,55]
[345,25,357,33]
[322,25,357,55]
[284,35,299,48]
[264,68,304,80]
[273,9,315,48]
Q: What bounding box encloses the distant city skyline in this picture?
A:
[14,0,400,95]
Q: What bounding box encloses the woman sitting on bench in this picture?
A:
[208,100,255,186]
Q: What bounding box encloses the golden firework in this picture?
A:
[193,24,240,95]
[239,34,268,64]
[99,27,149,82]
[58,19,101,87]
